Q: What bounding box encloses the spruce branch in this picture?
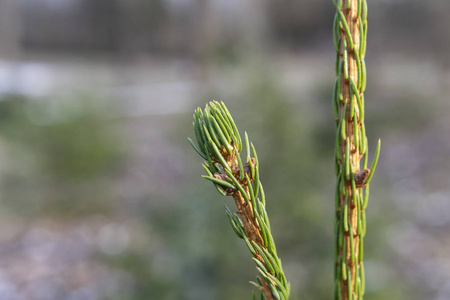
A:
[332,1,381,299]
[189,101,290,300]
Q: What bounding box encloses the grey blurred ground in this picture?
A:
[0,1,449,300]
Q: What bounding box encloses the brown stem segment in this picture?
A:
[339,0,362,299]
[232,192,274,299]
[223,150,276,300]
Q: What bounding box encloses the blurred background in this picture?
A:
[0,0,449,299]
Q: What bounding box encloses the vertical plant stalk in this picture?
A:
[189,101,290,300]
[332,0,380,299]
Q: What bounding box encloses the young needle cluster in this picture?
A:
[189,101,290,300]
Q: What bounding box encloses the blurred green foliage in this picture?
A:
[0,95,122,217]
